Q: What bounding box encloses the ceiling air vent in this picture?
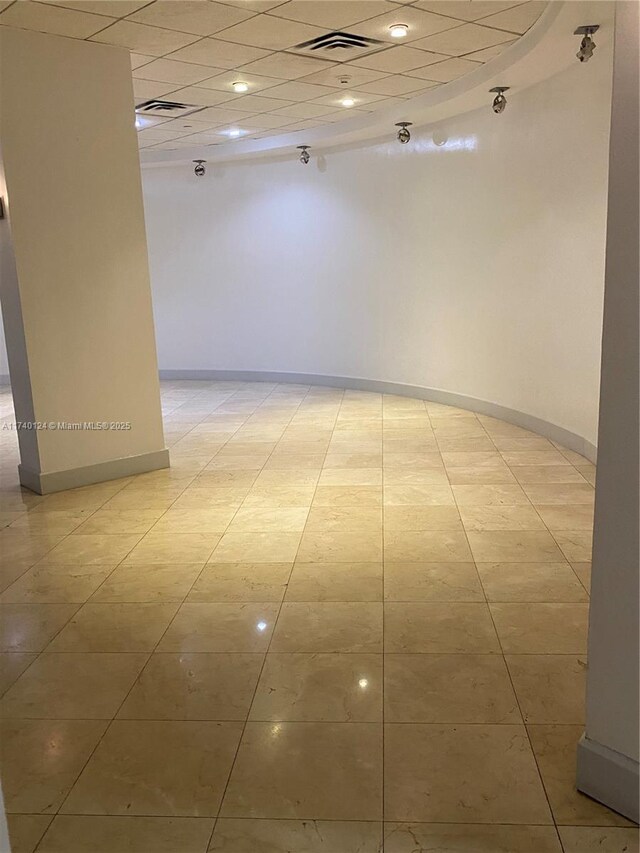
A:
[292,31,387,62]
[135,99,205,118]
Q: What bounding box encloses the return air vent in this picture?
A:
[292,31,387,62]
[135,99,205,118]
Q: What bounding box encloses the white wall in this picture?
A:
[144,51,612,448]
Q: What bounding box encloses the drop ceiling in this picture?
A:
[0,0,548,151]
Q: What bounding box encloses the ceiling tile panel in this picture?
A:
[411,22,517,56]
[268,1,393,29]
[133,57,222,84]
[297,65,389,87]
[238,51,336,79]
[413,1,526,23]
[91,20,201,55]
[133,78,182,100]
[169,36,271,67]
[160,85,241,106]
[465,39,516,62]
[260,80,338,100]
[478,1,547,35]
[0,0,110,37]
[412,55,481,82]
[217,0,288,11]
[40,0,150,16]
[355,74,438,96]
[213,13,326,51]
[130,52,155,69]
[351,45,441,73]
[223,93,296,112]
[129,0,255,37]
[272,101,337,118]
[310,90,386,108]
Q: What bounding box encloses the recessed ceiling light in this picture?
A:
[341,97,355,107]
[389,23,409,38]
[224,128,243,137]
[232,81,249,93]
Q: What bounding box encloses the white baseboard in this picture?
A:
[18,448,170,495]
[577,734,640,823]
[158,369,597,463]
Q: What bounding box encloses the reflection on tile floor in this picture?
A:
[0,381,636,853]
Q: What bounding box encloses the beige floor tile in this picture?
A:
[150,507,237,534]
[317,468,382,486]
[384,602,500,653]
[527,725,635,826]
[250,653,382,723]
[383,468,450,486]
[491,435,556,451]
[211,531,302,563]
[0,563,113,604]
[172,488,248,509]
[0,653,38,696]
[304,506,382,533]
[553,531,593,562]
[0,718,108,813]
[506,654,587,723]
[441,451,504,468]
[384,506,462,531]
[7,814,53,853]
[384,654,520,723]
[576,464,596,485]
[42,534,142,565]
[558,826,639,852]
[243,485,316,507]
[0,652,147,719]
[271,603,383,653]
[10,511,91,536]
[124,533,220,564]
[206,454,269,471]
[501,450,572,467]
[47,603,179,652]
[90,563,203,603]
[192,471,259,490]
[572,561,592,592]
[227,507,309,533]
[324,452,382,469]
[296,531,382,563]
[188,562,291,602]
[383,484,454,507]
[535,504,594,530]
[467,530,564,562]
[446,465,516,485]
[62,720,243,817]
[523,483,595,504]
[459,505,545,531]
[0,603,78,652]
[490,603,589,653]
[384,531,472,563]
[118,653,263,720]
[512,466,587,484]
[384,562,483,602]
[221,721,382,820]
[36,815,214,853]
[477,562,588,602]
[209,818,382,852]
[285,562,382,602]
[452,483,531,505]
[73,510,164,535]
[383,823,563,852]
[436,436,497,451]
[254,469,320,487]
[384,723,552,823]
[157,602,279,652]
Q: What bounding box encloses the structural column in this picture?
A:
[576,0,639,822]
[0,27,168,493]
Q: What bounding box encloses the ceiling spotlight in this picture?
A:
[341,97,355,107]
[232,81,249,93]
[226,128,242,138]
[297,144,311,164]
[574,25,599,62]
[193,159,206,177]
[489,86,509,114]
[395,121,412,144]
[389,23,409,38]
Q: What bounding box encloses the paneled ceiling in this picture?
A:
[0,0,548,151]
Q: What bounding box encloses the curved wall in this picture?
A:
[142,50,612,449]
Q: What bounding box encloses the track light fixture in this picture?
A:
[297,145,311,165]
[574,25,599,62]
[395,121,412,144]
[193,159,206,177]
[489,86,509,114]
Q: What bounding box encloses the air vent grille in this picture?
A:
[292,31,387,62]
[135,100,205,118]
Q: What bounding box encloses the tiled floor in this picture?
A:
[0,380,637,853]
